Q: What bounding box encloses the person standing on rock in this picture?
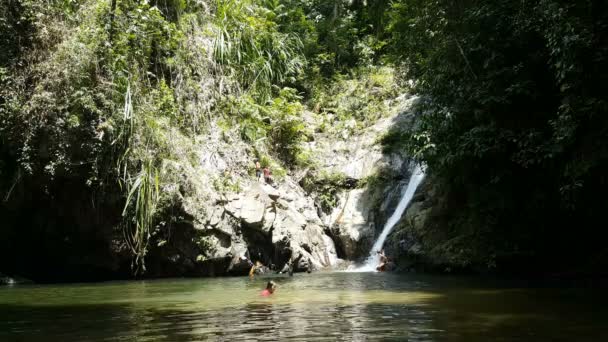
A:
[255,160,262,182]
[263,166,272,185]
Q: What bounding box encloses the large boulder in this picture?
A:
[326,189,375,259]
[225,192,269,229]
[221,180,341,273]
[269,189,339,270]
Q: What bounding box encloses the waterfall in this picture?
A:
[353,164,425,272]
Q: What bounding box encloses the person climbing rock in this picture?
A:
[261,281,277,297]
[263,166,272,185]
[255,160,262,181]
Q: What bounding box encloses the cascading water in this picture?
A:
[352,164,425,272]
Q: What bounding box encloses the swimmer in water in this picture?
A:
[261,280,277,297]
[249,260,263,279]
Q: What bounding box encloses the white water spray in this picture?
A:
[353,164,425,272]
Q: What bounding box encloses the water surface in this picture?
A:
[1,272,606,341]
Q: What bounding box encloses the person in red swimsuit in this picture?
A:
[261,280,277,296]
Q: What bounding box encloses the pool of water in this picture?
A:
[0,272,606,341]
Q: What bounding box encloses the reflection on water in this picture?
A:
[0,272,606,341]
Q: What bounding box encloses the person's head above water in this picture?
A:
[266,280,277,293]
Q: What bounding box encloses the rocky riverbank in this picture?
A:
[0,90,424,282]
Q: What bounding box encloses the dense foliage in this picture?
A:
[0,0,393,278]
[390,0,608,271]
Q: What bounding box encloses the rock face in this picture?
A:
[327,189,375,259]
[142,95,423,276]
[383,176,463,273]
[133,119,343,277]
[223,182,339,271]
[305,95,420,261]
[143,95,423,276]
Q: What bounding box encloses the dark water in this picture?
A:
[0,272,606,341]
